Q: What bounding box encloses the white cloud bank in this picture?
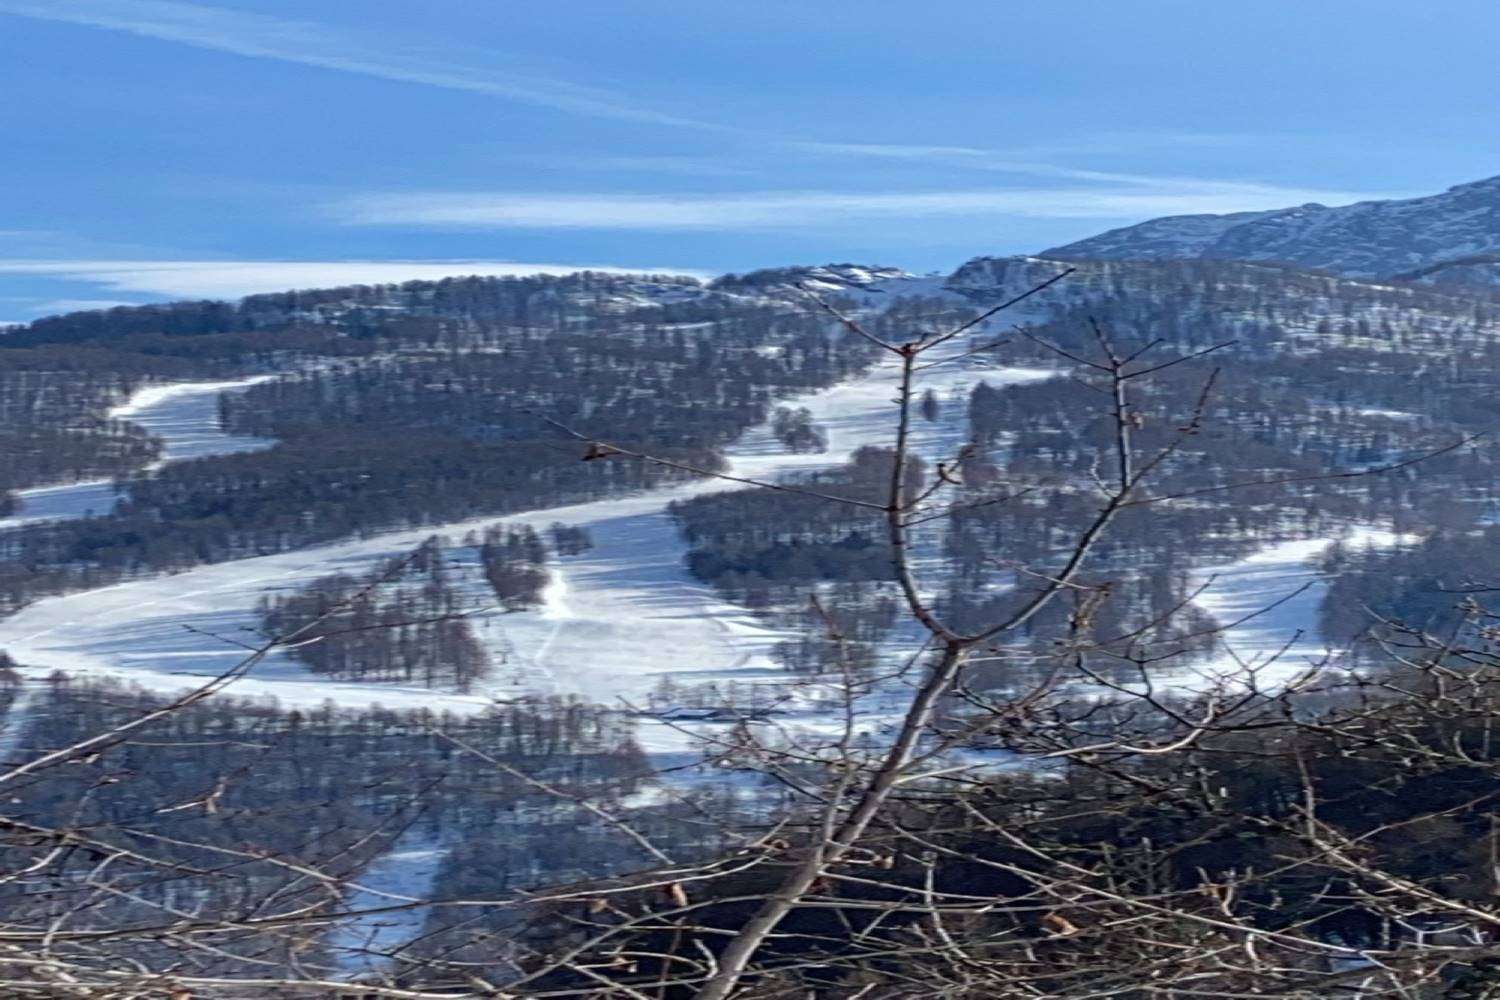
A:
[336,182,1381,232]
[0,260,711,303]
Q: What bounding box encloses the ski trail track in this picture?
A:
[0,375,278,530]
[0,341,1053,739]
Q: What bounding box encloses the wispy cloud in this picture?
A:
[790,142,1371,193]
[0,1,1403,247]
[0,0,711,129]
[505,154,756,178]
[0,0,1374,207]
[0,260,710,301]
[336,182,1382,232]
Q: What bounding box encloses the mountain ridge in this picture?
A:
[1043,174,1500,281]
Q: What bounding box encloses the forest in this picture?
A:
[258,536,496,690]
[0,675,768,985]
[7,259,1500,994]
[8,258,1498,674]
[7,258,1500,680]
[658,267,1497,695]
[0,271,878,611]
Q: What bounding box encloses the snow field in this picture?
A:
[0,375,278,530]
[1185,526,1414,690]
[325,829,450,978]
[0,345,1055,747]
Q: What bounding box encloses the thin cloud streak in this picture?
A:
[0,0,1406,247]
[789,142,1409,195]
[0,260,712,301]
[0,0,1382,206]
[336,184,1382,232]
[0,0,714,129]
[505,154,757,178]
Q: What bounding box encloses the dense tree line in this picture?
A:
[769,405,827,453]
[672,448,916,595]
[516,659,1500,997]
[662,259,1500,690]
[480,524,550,611]
[671,448,921,678]
[0,674,770,983]
[961,260,1500,660]
[0,269,870,500]
[0,367,162,503]
[259,536,491,689]
[1320,527,1500,644]
[5,270,713,349]
[548,521,594,556]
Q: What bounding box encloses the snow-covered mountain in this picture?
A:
[710,263,912,293]
[1043,174,1500,280]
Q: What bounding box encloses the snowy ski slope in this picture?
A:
[0,341,1055,744]
[1187,527,1411,689]
[0,375,277,530]
[0,293,1415,747]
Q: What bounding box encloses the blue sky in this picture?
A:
[2,0,1499,320]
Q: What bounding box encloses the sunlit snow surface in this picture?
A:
[325,830,448,977]
[0,376,277,530]
[0,342,1055,751]
[1187,527,1411,690]
[113,377,279,463]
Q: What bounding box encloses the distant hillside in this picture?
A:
[1044,174,1500,281]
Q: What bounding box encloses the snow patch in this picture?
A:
[1188,526,1415,687]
